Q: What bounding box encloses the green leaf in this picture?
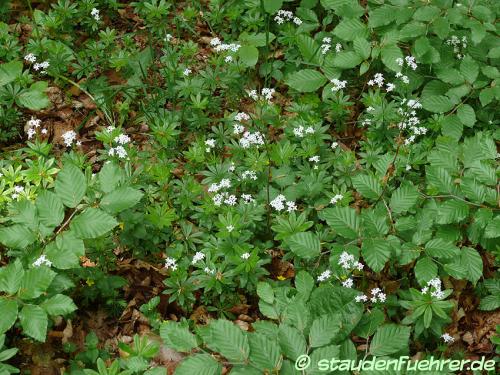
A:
[174,354,221,375]
[309,314,341,347]
[421,95,455,113]
[460,56,479,83]
[297,34,319,63]
[99,162,124,193]
[353,308,385,338]
[0,60,22,87]
[263,0,283,14]
[160,322,198,352]
[36,191,65,228]
[0,298,18,334]
[361,238,391,272]
[287,231,321,259]
[278,324,306,361]
[101,187,143,214]
[55,163,86,208]
[369,324,410,356]
[390,183,419,214]
[16,81,50,110]
[334,18,368,41]
[458,247,483,284]
[322,206,360,239]
[352,173,382,199]
[309,345,340,374]
[457,104,476,127]
[41,294,77,315]
[0,224,36,249]
[45,231,85,269]
[479,295,500,311]
[18,267,56,300]
[238,45,259,67]
[295,270,314,300]
[70,208,118,239]
[332,51,363,68]
[436,199,469,224]
[484,216,500,238]
[0,259,24,295]
[425,238,459,259]
[19,304,48,342]
[248,333,280,371]
[257,282,274,304]
[353,37,371,60]
[381,44,403,72]
[415,257,437,286]
[441,115,463,140]
[204,320,249,362]
[285,69,327,92]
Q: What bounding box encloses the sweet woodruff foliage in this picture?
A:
[0,0,499,374]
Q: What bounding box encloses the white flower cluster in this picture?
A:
[331,141,338,149]
[338,251,364,271]
[320,38,342,55]
[368,73,395,92]
[421,277,445,300]
[241,252,251,260]
[355,287,387,303]
[446,35,467,59]
[317,269,332,282]
[233,112,250,134]
[91,8,100,21]
[192,251,205,264]
[205,138,216,152]
[241,170,258,180]
[292,125,315,138]
[24,53,36,63]
[395,71,410,84]
[441,333,455,344]
[108,129,131,158]
[331,78,347,92]
[396,55,418,70]
[239,131,264,148]
[241,194,255,204]
[208,178,231,193]
[183,68,192,76]
[270,194,296,212]
[274,9,302,25]
[33,254,52,267]
[213,191,237,206]
[62,130,78,147]
[248,88,275,102]
[11,185,24,200]
[330,194,343,205]
[210,37,241,63]
[24,53,49,73]
[26,116,46,140]
[164,257,178,271]
[204,267,215,275]
[342,278,354,288]
[397,99,427,146]
[226,225,234,232]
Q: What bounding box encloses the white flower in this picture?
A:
[261,87,275,101]
[405,164,412,171]
[33,254,52,267]
[27,128,36,139]
[396,57,404,66]
[106,125,115,133]
[205,138,216,148]
[233,124,245,134]
[241,170,257,180]
[239,131,264,148]
[226,225,234,232]
[405,55,417,70]
[338,251,355,269]
[330,194,343,205]
[331,78,347,92]
[164,257,177,271]
[386,83,396,92]
[342,278,354,288]
[331,142,338,149]
[14,185,24,193]
[192,252,205,264]
[368,73,384,87]
[377,293,387,302]
[114,134,130,145]
[241,194,254,204]
[355,294,368,303]
[165,34,173,42]
[293,126,304,138]
[224,194,237,206]
[309,155,320,163]
[366,106,374,112]
[335,43,342,52]
[24,53,37,63]
[210,37,221,46]
[225,55,233,63]
[441,333,455,344]
[317,270,332,282]
[183,68,192,76]
[241,252,251,260]
[286,201,297,212]
[33,60,49,73]
[62,130,77,147]
[204,267,215,274]
[293,17,302,25]
[248,90,258,100]
[235,112,250,122]
[228,162,236,172]
[91,8,100,21]
[270,194,286,211]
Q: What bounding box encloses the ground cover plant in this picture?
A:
[0,0,499,374]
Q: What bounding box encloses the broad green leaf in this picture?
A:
[353,308,385,338]
[457,104,476,127]
[421,95,455,113]
[0,60,22,87]
[55,163,86,208]
[46,231,85,269]
[484,216,500,238]
[248,333,280,371]
[297,34,320,63]
[352,173,382,199]
[369,324,410,356]
[160,322,197,352]
[460,56,479,83]
[479,295,500,311]
[0,224,36,249]
[425,238,459,259]
[257,282,274,304]
[295,270,314,300]
[0,259,24,295]
[204,320,249,362]
[174,354,221,375]
[436,199,469,224]
[309,314,341,347]
[16,81,50,110]
[353,37,371,60]
[458,247,483,284]
[332,51,363,68]
[99,162,124,193]
[441,115,463,140]
[278,324,306,361]
[41,294,77,315]
[0,298,18,334]
[285,69,327,92]
[361,238,391,272]
[238,45,259,67]
[322,206,360,239]
[381,44,403,72]
[18,267,56,300]
[263,0,283,14]
[36,191,64,228]
[334,18,368,41]
[101,187,143,214]
[19,304,48,342]
[309,345,340,374]
[390,183,419,214]
[415,257,437,286]
[70,208,118,239]
[287,231,321,259]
